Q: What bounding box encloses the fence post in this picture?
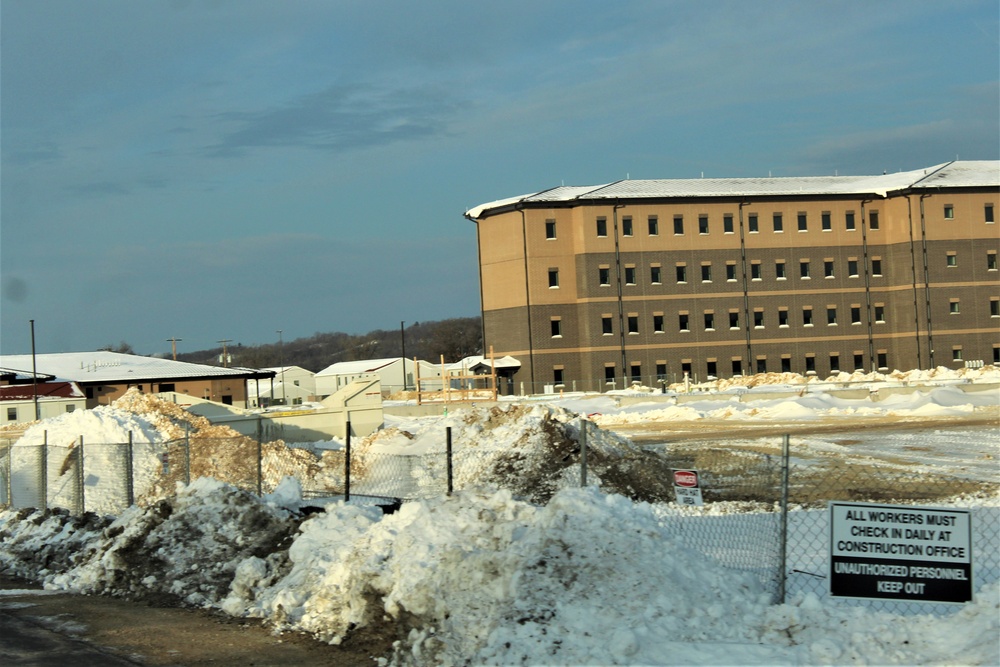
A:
[184,423,191,485]
[580,419,588,487]
[256,416,263,497]
[778,433,790,604]
[126,431,134,507]
[446,426,453,496]
[41,430,48,509]
[344,421,352,501]
[77,435,85,515]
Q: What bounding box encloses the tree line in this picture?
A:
[173,317,483,372]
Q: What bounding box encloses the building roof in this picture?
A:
[0,351,271,384]
[316,357,438,377]
[447,355,521,372]
[0,381,86,401]
[465,161,1000,219]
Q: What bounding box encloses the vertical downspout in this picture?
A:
[473,219,487,357]
[906,196,923,368]
[918,195,934,367]
[738,201,752,371]
[613,202,627,384]
[519,206,536,390]
[860,199,875,370]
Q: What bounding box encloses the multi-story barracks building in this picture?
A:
[465,161,999,393]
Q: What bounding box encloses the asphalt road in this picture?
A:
[0,575,387,666]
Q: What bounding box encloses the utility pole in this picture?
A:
[400,321,407,391]
[30,320,40,420]
[167,337,182,361]
[217,339,232,368]
[277,330,286,406]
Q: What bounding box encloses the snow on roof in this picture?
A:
[0,351,265,383]
[465,161,1000,219]
[0,381,85,401]
[315,357,402,376]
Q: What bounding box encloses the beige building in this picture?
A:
[465,161,1000,393]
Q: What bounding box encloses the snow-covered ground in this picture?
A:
[0,367,998,665]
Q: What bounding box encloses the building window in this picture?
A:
[732,359,743,375]
[6,407,16,421]
[625,266,636,285]
[803,308,814,326]
[551,319,562,337]
[545,220,556,239]
[724,214,734,234]
[548,268,559,288]
[869,210,880,230]
[848,259,859,277]
[756,358,767,373]
[773,213,783,232]
[650,265,662,284]
[950,300,960,314]
[798,212,808,231]
[622,216,633,237]
[602,316,613,335]
[846,211,856,231]
[775,261,786,279]
[729,312,739,329]
[778,309,789,327]
[653,314,664,333]
[597,218,607,237]
[805,356,816,373]
[827,307,837,325]
[679,314,690,331]
[986,204,995,223]
[781,357,792,373]
[871,259,882,276]
[599,267,611,286]
[676,265,687,283]
[854,353,864,371]
[754,310,764,328]
[944,205,954,220]
[830,354,840,372]
[751,262,762,280]
[605,366,616,384]
[656,362,667,380]
[674,215,684,235]
[66,405,76,413]
[648,216,659,236]
[988,252,997,271]
[851,306,862,324]
[748,213,759,233]
[706,360,718,377]
[726,263,737,281]
[704,312,715,331]
[800,260,811,278]
[630,364,642,382]
[553,368,564,385]
[824,260,835,278]
[628,315,639,334]
[952,348,963,362]
[701,264,712,282]
[822,212,831,231]
[877,352,887,370]
[990,298,999,317]
[947,253,957,267]
[699,215,709,235]
[875,305,885,323]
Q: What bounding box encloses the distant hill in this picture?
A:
[175,317,483,372]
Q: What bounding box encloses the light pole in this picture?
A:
[277,330,286,406]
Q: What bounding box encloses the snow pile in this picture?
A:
[1,483,997,665]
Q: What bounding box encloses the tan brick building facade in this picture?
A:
[466,161,1000,393]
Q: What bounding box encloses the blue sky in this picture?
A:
[2,0,997,357]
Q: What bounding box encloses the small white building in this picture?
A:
[0,381,88,424]
[447,355,521,395]
[315,357,440,397]
[248,366,316,407]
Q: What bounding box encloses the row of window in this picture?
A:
[544,204,996,240]
[549,298,1000,337]
[546,251,998,288]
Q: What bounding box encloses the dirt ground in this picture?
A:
[0,575,394,667]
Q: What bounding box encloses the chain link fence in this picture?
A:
[1,428,996,617]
